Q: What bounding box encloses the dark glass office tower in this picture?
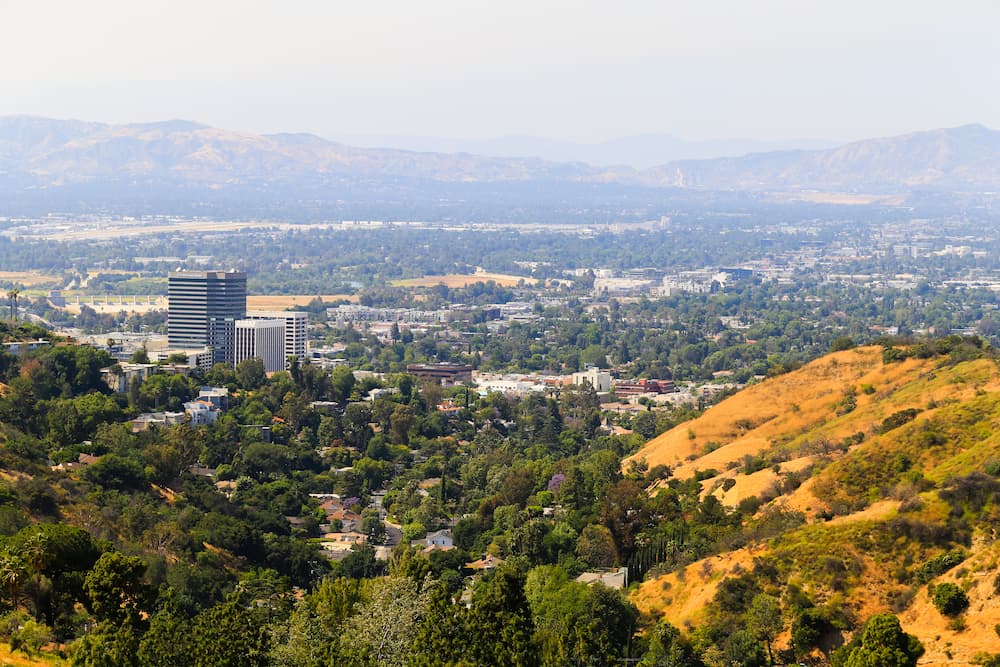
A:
[167,270,247,365]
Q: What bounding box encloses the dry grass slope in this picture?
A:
[627,345,1000,664]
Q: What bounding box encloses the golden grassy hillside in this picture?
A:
[627,344,1000,664]
[625,346,1000,487]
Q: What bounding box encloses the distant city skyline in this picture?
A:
[1,1,996,144]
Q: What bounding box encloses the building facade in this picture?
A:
[245,310,308,366]
[167,270,247,365]
[405,363,473,386]
[571,367,613,393]
[234,319,286,373]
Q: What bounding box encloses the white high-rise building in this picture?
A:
[234,319,285,373]
[245,310,308,366]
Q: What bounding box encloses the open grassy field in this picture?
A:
[247,294,357,308]
[393,272,536,288]
[61,297,167,315]
[0,645,66,666]
[55,294,357,315]
[0,271,62,287]
[33,220,294,241]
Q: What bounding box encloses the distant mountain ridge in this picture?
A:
[333,132,839,169]
[640,123,1000,191]
[0,115,610,186]
[1,116,999,208]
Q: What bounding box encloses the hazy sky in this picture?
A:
[1,1,997,142]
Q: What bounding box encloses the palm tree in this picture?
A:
[6,288,19,321]
[0,552,27,608]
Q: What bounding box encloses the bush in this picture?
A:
[742,455,768,475]
[835,390,857,416]
[915,550,967,584]
[737,496,762,516]
[81,454,148,490]
[830,336,856,352]
[883,347,909,364]
[402,522,427,542]
[9,618,52,656]
[877,408,921,434]
[973,652,1000,667]
[931,582,969,617]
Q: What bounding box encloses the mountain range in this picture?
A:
[640,123,1000,192]
[333,132,839,169]
[1,116,999,216]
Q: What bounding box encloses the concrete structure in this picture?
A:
[150,347,213,370]
[183,400,218,426]
[132,411,186,432]
[167,270,246,365]
[234,318,285,373]
[3,340,50,354]
[198,387,230,410]
[101,362,159,393]
[613,379,676,398]
[327,304,449,324]
[406,363,473,386]
[246,310,308,367]
[571,367,613,393]
[476,378,547,397]
[575,567,628,590]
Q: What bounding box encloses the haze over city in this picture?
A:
[2,0,998,150]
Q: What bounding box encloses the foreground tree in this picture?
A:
[70,623,140,666]
[84,552,151,628]
[746,593,782,664]
[467,563,538,667]
[409,583,468,666]
[136,605,194,667]
[190,598,271,667]
[340,576,429,666]
[639,621,704,666]
[833,613,923,667]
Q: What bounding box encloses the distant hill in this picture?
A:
[333,132,839,169]
[0,115,620,186]
[1,117,999,217]
[623,342,1000,663]
[641,124,1000,192]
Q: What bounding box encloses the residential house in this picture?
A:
[424,529,454,548]
[575,567,628,590]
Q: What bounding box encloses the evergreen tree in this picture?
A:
[834,614,923,667]
[467,564,537,667]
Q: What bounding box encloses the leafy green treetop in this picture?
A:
[834,613,923,667]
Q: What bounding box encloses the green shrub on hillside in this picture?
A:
[832,613,923,667]
[931,582,969,617]
[915,550,966,584]
[877,408,921,434]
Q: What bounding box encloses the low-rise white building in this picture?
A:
[571,367,612,393]
[184,400,218,425]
